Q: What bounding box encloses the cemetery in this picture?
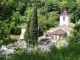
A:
[0,0,80,60]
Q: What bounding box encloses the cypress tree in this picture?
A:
[30,6,38,46]
[24,7,38,46]
[25,0,38,46]
[24,19,30,44]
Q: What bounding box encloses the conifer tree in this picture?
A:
[30,6,38,46]
[24,19,30,44]
[25,1,38,46]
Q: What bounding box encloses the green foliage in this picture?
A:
[24,21,30,44]
[0,0,30,45]
[29,7,38,46]
[10,12,22,35]
[0,21,11,45]
[0,40,4,47]
[74,24,80,32]
[38,14,47,32]
[47,12,59,28]
[25,6,38,46]
[67,2,80,23]
[69,24,80,44]
[58,2,68,13]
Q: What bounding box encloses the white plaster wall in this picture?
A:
[57,36,59,40]
[60,16,70,26]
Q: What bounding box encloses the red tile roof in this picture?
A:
[46,32,53,38]
[53,29,67,35]
[59,24,73,32]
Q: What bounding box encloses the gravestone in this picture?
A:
[37,45,51,52]
[61,40,68,47]
[1,45,8,52]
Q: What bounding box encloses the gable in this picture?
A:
[53,28,67,35]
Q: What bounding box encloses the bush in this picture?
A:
[0,40,3,47]
[10,27,21,35]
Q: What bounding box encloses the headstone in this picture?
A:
[16,40,27,49]
[37,45,51,52]
[27,48,34,52]
[2,49,16,56]
[1,45,8,52]
[61,40,68,47]
[48,39,58,47]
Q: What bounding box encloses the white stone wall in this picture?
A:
[60,16,70,26]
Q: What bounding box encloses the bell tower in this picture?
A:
[60,10,70,26]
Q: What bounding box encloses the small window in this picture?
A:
[63,17,65,21]
[55,36,57,39]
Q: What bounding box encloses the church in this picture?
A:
[19,10,73,40]
[46,10,73,40]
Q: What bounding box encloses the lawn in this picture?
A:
[10,35,19,40]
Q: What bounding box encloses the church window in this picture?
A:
[63,17,65,21]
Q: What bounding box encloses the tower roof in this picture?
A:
[61,10,68,16]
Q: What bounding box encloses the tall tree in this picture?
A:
[25,1,38,46]
[30,6,38,46]
[0,0,17,44]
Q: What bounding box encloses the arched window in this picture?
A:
[63,17,65,21]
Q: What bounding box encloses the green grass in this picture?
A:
[10,35,19,40]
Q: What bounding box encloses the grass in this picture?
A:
[0,44,80,60]
[1,35,80,60]
[0,35,79,60]
[10,35,19,40]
